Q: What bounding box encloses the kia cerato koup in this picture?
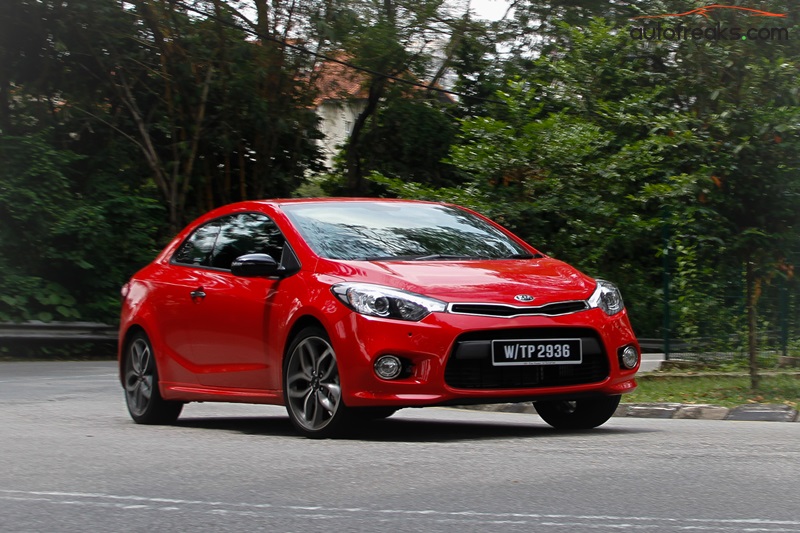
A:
[119,199,640,438]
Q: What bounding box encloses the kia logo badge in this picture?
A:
[514,294,534,302]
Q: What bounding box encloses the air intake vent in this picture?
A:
[445,328,609,390]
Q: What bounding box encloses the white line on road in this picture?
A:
[1,490,798,531]
[0,374,117,384]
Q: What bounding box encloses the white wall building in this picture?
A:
[312,56,368,170]
[315,98,367,170]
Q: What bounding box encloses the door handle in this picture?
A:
[190,288,206,299]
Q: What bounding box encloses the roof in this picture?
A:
[312,54,454,106]
[312,54,369,106]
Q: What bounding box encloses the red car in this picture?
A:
[119,199,639,437]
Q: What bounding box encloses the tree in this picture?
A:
[0,0,325,322]
[665,3,800,388]
[380,8,800,394]
[356,97,460,187]
[443,19,698,337]
[0,0,167,323]
[76,0,323,231]
[316,0,469,193]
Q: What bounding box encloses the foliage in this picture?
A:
[0,133,83,321]
[0,131,163,322]
[0,0,325,322]
[355,98,461,187]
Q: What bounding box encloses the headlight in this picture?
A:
[331,283,447,321]
[587,280,624,316]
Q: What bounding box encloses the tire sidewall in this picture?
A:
[535,395,621,430]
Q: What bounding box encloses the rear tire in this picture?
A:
[534,395,621,430]
[283,327,352,438]
[123,332,183,425]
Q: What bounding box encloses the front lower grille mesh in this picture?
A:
[444,328,609,390]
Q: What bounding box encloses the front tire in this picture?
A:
[534,395,621,430]
[283,327,351,438]
[123,332,183,425]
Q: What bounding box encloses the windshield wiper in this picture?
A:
[411,254,484,261]
[506,253,544,259]
[362,254,427,261]
[363,253,533,261]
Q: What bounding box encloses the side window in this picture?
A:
[210,213,285,270]
[173,221,220,266]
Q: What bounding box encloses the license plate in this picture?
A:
[491,339,582,366]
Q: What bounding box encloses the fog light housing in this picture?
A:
[374,355,403,380]
[619,345,639,370]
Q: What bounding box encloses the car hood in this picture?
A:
[322,258,597,305]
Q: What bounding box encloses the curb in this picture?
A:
[454,402,799,422]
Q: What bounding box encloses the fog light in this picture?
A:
[374,355,403,380]
[620,345,639,369]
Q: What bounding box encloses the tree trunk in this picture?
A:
[0,77,10,134]
[745,258,760,391]
[345,77,386,194]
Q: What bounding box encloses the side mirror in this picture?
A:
[231,253,281,277]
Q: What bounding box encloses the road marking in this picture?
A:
[2,490,799,531]
[0,374,117,384]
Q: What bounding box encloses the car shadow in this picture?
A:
[175,416,298,437]
[343,418,656,442]
[175,413,658,442]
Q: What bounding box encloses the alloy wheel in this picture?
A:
[285,334,343,433]
[125,337,154,418]
[122,332,182,425]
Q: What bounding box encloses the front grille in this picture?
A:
[444,328,609,390]
[448,301,588,317]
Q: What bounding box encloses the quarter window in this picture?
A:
[173,221,220,266]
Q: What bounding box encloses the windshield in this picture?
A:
[281,202,531,261]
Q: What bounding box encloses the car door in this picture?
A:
[189,213,285,390]
[156,219,222,385]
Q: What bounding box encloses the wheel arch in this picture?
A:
[283,315,326,362]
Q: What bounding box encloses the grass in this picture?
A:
[627,372,800,408]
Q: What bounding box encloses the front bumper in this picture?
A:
[327,307,639,407]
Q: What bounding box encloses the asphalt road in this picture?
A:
[1,361,798,533]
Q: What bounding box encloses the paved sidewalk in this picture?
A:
[456,402,799,422]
